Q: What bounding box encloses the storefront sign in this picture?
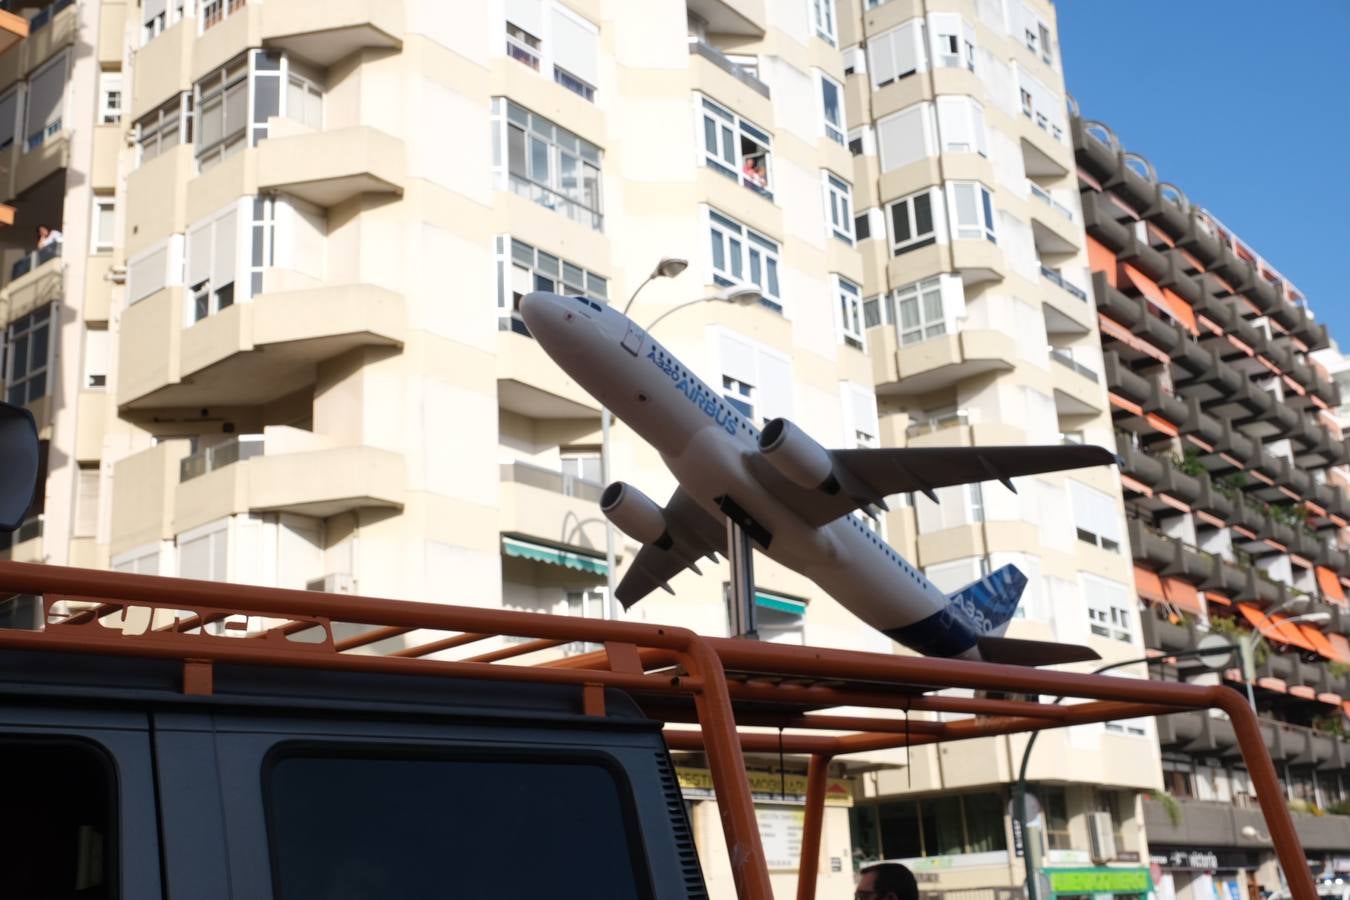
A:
[756,805,804,871]
[1045,850,1092,865]
[1048,867,1152,894]
[675,767,853,807]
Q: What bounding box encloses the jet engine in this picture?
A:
[758,418,838,492]
[600,482,668,545]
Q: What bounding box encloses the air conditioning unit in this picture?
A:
[306,573,355,594]
[1087,811,1117,864]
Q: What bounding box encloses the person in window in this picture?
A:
[36,224,63,250]
[856,862,918,900]
[742,154,766,189]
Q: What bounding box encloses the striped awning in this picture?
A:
[756,591,806,617]
[501,536,607,576]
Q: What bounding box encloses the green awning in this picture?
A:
[755,591,806,617]
[502,536,607,576]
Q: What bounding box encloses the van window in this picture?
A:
[267,754,652,899]
[0,741,115,897]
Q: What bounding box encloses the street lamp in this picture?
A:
[1236,607,1331,711]
[599,266,762,622]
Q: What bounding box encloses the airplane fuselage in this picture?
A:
[520,292,970,653]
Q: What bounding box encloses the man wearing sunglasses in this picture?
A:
[855,862,918,900]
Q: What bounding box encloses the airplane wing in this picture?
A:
[748,444,1116,529]
[615,486,726,609]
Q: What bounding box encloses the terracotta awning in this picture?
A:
[1087,237,1117,285]
[1291,685,1317,700]
[1317,566,1345,601]
[1318,693,1343,707]
[1134,566,1166,603]
[1301,625,1338,661]
[1329,633,1350,666]
[1161,577,1203,615]
[1163,287,1198,334]
[1204,591,1232,607]
[1258,677,1287,694]
[1237,604,1316,651]
[1122,264,1168,311]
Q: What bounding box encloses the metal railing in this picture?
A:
[179,436,265,482]
[905,410,970,438]
[1048,346,1099,382]
[28,0,73,31]
[508,175,603,232]
[1040,264,1088,302]
[500,460,605,503]
[688,41,771,99]
[1027,181,1075,221]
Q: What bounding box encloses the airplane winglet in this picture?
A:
[976,453,1017,494]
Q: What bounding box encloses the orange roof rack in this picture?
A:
[0,560,1318,900]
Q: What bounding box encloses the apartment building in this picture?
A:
[839,1,1159,898]
[1074,111,1350,900]
[0,0,932,896]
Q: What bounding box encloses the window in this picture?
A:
[1069,482,1122,552]
[195,55,249,169]
[888,189,936,256]
[931,14,975,71]
[817,71,844,144]
[1020,87,1033,117]
[178,521,228,581]
[949,182,996,242]
[142,0,185,43]
[823,172,854,244]
[90,195,115,253]
[1084,574,1132,641]
[1041,785,1071,850]
[200,0,246,34]
[74,464,100,537]
[841,382,878,448]
[113,544,161,575]
[286,70,323,130]
[837,276,863,349]
[248,196,276,296]
[895,277,945,346]
[126,236,184,305]
[0,742,114,897]
[186,205,240,324]
[98,71,122,124]
[5,305,54,406]
[811,0,837,45]
[936,96,987,155]
[847,130,865,156]
[722,375,755,418]
[495,99,604,230]
[876,104,934,172]
[83,326,109,390]
[854,210,872,241]
[850,791,1007,863]
[496,236,607,335]
[1038,23,1053,64]
[554,66,594,101]
[708,210,781,312]
[559,450,602,484]
[699,97,773,199]
[867,21,923,88]
[24,51,67,152]
[506,21,541,69]
[136,93,191,164]
[0,87,18,150]
[268,754,652,898]
[549,6,599,101]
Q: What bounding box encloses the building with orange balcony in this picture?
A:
[1074,108,1350,900]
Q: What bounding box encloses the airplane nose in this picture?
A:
[519,291,572,339]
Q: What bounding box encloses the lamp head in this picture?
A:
[651,257,688,279]
[718,286,761,306]
[1296,611,1332,625]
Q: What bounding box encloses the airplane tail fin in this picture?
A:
[946,564,1027,640]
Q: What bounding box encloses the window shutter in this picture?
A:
[179,535,210,580]
[756,351,793,422]
[209,528,228,581]
[876,105,927,172]
[84,329,109,387]
[505,0,543,34]
[893,21,919,77]
[142,0,166,26]
[551,9,598,86]
[25,54,67,137]
[937,97,973,152]
[867,29,897,86]
[850,385,878,438]
[212,208,238,287]
[719,332,757,386]
[187,221,212,287]
[128,244,168,303]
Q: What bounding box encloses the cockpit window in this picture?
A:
[571,296,604,312]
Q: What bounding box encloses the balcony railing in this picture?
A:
[1040,264,1088,302]
[10,241,62,283]
[500,460,604,503]
[688,40,771,99]
[507,175,603,232]
[179,436,265,483]
[1028,181,1075,221]
[27,0,73,31]
[905,409,970,438]
[1049,346,1099,382]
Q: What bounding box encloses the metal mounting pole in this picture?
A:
[727,520,757,639]
[601,406,617,621]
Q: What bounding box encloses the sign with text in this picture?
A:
[675,767,853,807]
[756,805,804,871]
[1048,867,1152,894]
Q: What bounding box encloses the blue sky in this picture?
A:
[1056,2,1350,348]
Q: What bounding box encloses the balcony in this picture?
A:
[0,9,26,58]
[260,0,402,67]
[688,40,770,100]
[1104,352,1149,404]
[1179,396,1223,449]
[1116,434,1164,490]
[1143,182,1190,241]
[1103,153,1156,214]
[257,125,404,208]
[119,282,407,410]
[1193,471,1235,519]
[1080,188,1131,252]
[1177,210,1223,269]
[1040,264,1088,302]
[497,329,602,419]
[0,242,61,306]
[1143,373,1187,425]
[174,428,405,534]
[1049,347,1102,415]
[498,460,608,556]
[870,328,1016,397]
[1028,186,1078,255]
[1156,456,1201,507]
[1070,116,1118,183]
[686,0,767,38]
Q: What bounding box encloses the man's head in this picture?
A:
[856,863,918,900]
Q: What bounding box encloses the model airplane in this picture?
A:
[520,291,1114,665]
